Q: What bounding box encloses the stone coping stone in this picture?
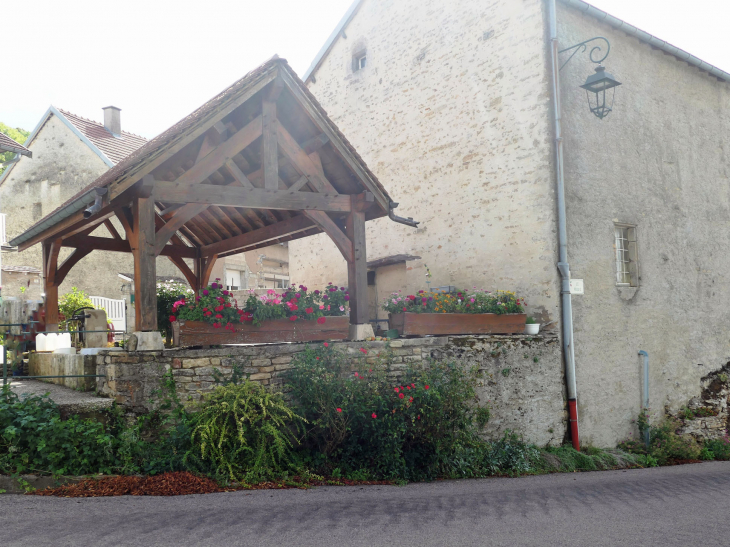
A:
[96,333,558,360]
[9,380,114,415]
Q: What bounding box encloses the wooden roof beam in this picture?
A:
[151,183,351,212]
[62,234,197,259]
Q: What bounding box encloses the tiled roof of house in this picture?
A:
[0,132,31,157]
[57,109,147,165]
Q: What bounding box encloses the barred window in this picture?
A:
[614,224,638,286]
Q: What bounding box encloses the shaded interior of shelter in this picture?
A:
[143,78,386,259]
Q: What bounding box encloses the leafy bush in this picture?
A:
[185,381,306,482]
[58,287,94,331]
[705,435,730,460]
[287,343,491,480]
[618,410,701,465]
[0,386,116,476]
[157,280,193,343]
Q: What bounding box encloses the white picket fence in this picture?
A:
[90,296,127,333]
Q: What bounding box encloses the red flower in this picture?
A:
[406,386,411,390]
[360,348,367,354]
[425,385,430,390]
[417,415,421,420]
[225,303,232,308]
[317,317,326,325]
[215,314,223,319]
[290,304,299,311]
[394,387,400,392]
[316,357,320,360]
[323,342,329,347]
[354,372,359,377]
[409,397,413,402]
[203,308,208,312]
[169,315,176,322]
[403,307,407,312]
[398,393,404,399]
[371,413,377,419]
[289,316,297,321]
[336,408,342,413]
[305,307,314,314]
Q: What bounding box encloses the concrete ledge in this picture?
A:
[0,474,85,494]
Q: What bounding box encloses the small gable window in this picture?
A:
[353,51,367,72]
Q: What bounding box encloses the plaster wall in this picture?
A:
[290,0,561,327]
[0,114,187,330]
[557,5,730,446]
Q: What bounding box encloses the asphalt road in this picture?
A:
[2,462,729,546]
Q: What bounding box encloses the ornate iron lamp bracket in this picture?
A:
[558,37,610,71]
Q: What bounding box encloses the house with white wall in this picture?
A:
[292,0,730,447]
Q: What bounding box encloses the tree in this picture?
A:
[0,122,31,176]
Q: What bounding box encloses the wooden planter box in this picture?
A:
[388,312,526,336]
[172,316,350,347]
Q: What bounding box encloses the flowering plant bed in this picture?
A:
[388,312,526,336]
[169,280,350,345]
[172,316,350,346]
[383,289,526,336]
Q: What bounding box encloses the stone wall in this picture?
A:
[95,334,566,446]
[290,0,561,328]
[557,4,730,447]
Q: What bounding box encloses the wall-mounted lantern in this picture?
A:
[559,37,621,120]
[580,66,621,119]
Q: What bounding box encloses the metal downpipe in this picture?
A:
[547,0,579,450]
[639,351,650,448]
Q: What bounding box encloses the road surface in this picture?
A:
[2,461,728,546]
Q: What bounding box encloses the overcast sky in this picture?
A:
[2,0,728,139]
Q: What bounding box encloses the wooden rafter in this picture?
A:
[61,234,196,259]
[277,124,338,194]
[151,183,351,212]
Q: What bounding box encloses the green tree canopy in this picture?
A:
[0,122,31,175]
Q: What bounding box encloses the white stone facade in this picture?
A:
[292,0,730,446]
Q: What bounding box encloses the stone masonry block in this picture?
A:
[251,359,272,367]
[183,358,210,369]
[249,372,272,381]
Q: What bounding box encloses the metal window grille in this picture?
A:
[0,213,6,245]
[614,226,631,285]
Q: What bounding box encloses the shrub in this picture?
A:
[157,280,193,343]
[185,382,306,482]
[618,410,701,465]
[382,289,525,315]
[287,343,491,480]
[705,435,730,460]
[0,386,116,476]
[58,287,94,331]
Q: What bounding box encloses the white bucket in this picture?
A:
[36,333,47,352]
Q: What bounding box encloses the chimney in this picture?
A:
[102,106,122,137]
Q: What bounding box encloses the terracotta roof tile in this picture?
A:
[58,109,147,165]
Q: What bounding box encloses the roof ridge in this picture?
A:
[57,107,148,141]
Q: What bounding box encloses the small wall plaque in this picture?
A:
[569,279,584,295]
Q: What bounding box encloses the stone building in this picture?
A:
[291,0,730,446]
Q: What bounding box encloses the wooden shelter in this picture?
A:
[9,57,415,338]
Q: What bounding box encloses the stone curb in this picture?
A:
[0,474,85,495]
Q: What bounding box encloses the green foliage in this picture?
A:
[185,381,306,482]
[58,287,94,331]
[157,280,193,343]
[525,316,536,324]
[618,410,702,465]
[705,435,730,460]
[0,386,116,475]
[536,446,643,472]
[0,123,30,176]
[680,406,718,419]
[382,289,525,315]
[287,343,492,480]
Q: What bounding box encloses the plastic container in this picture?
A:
[45,333,58,352]
[525,323,540,335]
[60,332,72,349]
[36,333,47,351]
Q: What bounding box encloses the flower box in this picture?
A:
[388,312,526,336]
[172,316,350,347]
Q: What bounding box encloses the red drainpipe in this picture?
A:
[568,399,580,451]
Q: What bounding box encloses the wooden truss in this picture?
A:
[29,61,390,333]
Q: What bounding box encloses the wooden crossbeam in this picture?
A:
[277,124,338,194]
[225,159,254,188]
[304,210,353,263]
[61,234,196,258]
[301,133,329,155]
[55,247,93,285]
[151,182,351,212]
[172,114,262,188]
[200,214,316,257]
[104,219,122,240]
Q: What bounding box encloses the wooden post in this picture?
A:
[193,254,218,292]
[346,199,369,328]
[42,239,62,332]
[262,97,278,190]
[132,196,157,331]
